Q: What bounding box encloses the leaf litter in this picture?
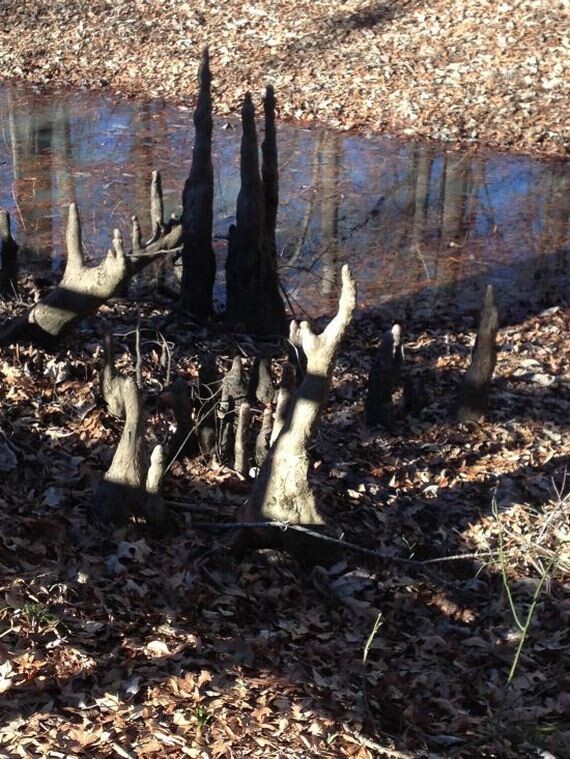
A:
[0,1,569,754]
[0,0,568,156]
[0,276,568,757]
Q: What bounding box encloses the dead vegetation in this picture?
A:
[0,0,568,155]
[0,272,568,756]
[0,11,568,755]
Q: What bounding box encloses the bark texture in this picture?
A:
[225,93,286,335]
[219,356,248,465]
[287,319,307,384]
[0,178,182,347]
[255,406,273,467]
[403,372,429,416]
[457,284,499,421]
[195,355,219,455]
[143,445,169,535]
[100,328,126,418]
[248,357,274,405]
[240,264,357,557]
[179,48,216,319]
[364,324,404,430]
[270,360,295,445]
[234,401,251,476]
[167,376,198,460]
[0,210,18,297]
[95,377,147,524]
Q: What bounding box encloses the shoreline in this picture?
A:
[1,74,567,164]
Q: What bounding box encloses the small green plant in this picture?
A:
[20,603,60,632]
[0,602,60,636]
[193,704,213,729]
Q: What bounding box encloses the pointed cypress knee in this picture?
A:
[0,210,19,297]
[457,285,499,422]
[226,92,286,335]
[365,324,404,430]
[179,48,215,319]
[248,357,275,405]
[262,85,278,260]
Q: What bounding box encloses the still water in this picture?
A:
[0,83,568,324]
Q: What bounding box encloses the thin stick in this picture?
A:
[361,611,383,730]
[159,331,172,387]
[497,551,560,725]
[190,520,493,568]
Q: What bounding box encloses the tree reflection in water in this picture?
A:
[0,82,567,323]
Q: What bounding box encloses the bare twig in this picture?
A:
[191,520,493,568]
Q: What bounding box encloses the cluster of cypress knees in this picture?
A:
[0,50,498,556]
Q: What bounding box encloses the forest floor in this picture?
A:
[0,271,569,758]
[0,1,569,756]
[0,0,568,156]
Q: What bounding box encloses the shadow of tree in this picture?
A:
[283,0,407,62]
[0,306,568,756]
[0,200,568,755]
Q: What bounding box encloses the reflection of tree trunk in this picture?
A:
[319,131,341,296]
[7,91,20,182]
[36,118,54,253]
[8,100,55,258]
[410,145,432,249]
[393,149,418,251]
[131,103,154,233]
[431,154,475,307]
[290,131,323,264]
[424,153,470,313]
[441,153,469,242]
[52,105,76,208]
[369,148,418,294]
[540,165,570,256]
[463,160,483,235]
[531,164,570,302]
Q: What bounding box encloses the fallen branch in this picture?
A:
[193,520,493,568]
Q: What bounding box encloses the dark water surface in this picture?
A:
[0,83,568,324]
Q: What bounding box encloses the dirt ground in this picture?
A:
[0,0,568,156]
